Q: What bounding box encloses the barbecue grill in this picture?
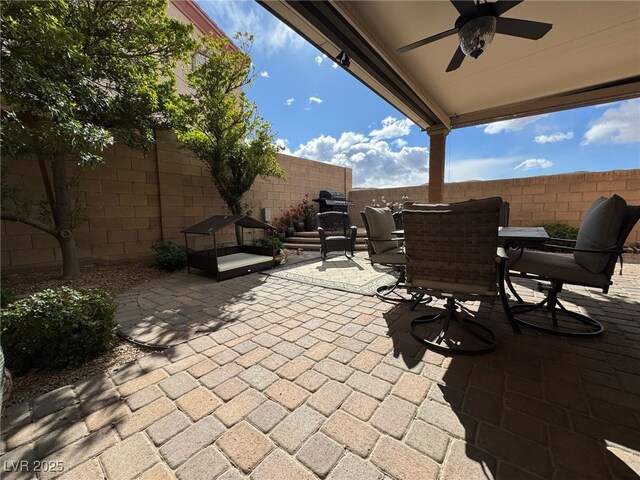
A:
[313,190,354,213]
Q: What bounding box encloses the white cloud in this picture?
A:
[314,54,328,66]
[582,100,640,145]
[514,158,553,170]
[259,71,269,78]
[290,128,429,188]
[392,139,408,149]
[285,98,295,106]
[308,97,323,104]
[200,1,305,55]
[369,116,414,140]
[534,131,573,144]
[483,114,548,134]
[331,62,338,69]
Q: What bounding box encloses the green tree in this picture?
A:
[0,0,195,278]
[168,33,284,217]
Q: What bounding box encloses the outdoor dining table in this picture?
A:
[391,226,549,244]
[393,226,550,334]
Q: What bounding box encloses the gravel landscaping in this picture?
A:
[2,262,170,407]
[1,261,170,297]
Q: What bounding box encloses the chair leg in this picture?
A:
[410,298,497,354]
[409,293,427,311]
[499,261,522,334]
[505,272,524,303]
[507,282,604,337]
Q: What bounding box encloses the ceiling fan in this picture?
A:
[397,0,552,72]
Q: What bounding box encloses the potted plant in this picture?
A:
[253,235,285,265]
[288,206,304,232]
[301,193,316,231]
[282,210,296,237]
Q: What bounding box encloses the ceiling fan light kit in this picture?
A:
[458,15,496,59]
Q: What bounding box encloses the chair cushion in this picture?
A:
[371,247,406,265]
[508,250,609,288]
[364,206,397,254]
[574,195,627,273]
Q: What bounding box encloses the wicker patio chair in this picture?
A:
[403,197,505,353]
[316,211,357,260]
[504,195,640,336]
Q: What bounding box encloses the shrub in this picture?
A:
[253,235,283,250]
[151,240,187,271]
[0,287,117,374]
[1,286,16,308]
[542,223,580,240]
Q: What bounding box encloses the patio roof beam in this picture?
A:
[451,76,640,129]
[260,0,446,129]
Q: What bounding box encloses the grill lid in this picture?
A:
[319,190,346,200]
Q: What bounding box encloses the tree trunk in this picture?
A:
[235,224,243,246]
[229,202,244,246]
[48,153,81,279]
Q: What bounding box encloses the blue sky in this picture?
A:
[196,0,640,189]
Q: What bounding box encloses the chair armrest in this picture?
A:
[496,247,508,260]
[317,227,326,240]
[368,236,402,242]
[349,226,357,237]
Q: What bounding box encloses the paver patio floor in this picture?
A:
[2,254,639,479]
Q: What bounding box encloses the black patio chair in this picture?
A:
[316,211,357,260]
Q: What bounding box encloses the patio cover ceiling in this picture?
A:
[258,0,640,131]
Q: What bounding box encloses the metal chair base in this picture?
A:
[508,283,604,337]
[376,280,428,305]
[376,267,430,305]
[410,298,497,354]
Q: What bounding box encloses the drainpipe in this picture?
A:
[153,128,165,240]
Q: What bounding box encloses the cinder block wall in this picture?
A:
[349,169,640,245]
[1,131,351,271]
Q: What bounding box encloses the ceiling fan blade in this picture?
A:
[493,1,524,17]
[397,28,458,54]
[446,46,465,72]
[450,0,477,17]
[496,17,552,40]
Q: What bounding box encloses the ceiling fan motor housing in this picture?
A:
[455,3,498,59]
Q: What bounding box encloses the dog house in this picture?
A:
[181,214,276,281]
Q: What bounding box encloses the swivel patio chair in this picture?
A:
[403,197,505,354]
[504,194,640,336]
[361,206,426,304]
[316,211,357,260]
